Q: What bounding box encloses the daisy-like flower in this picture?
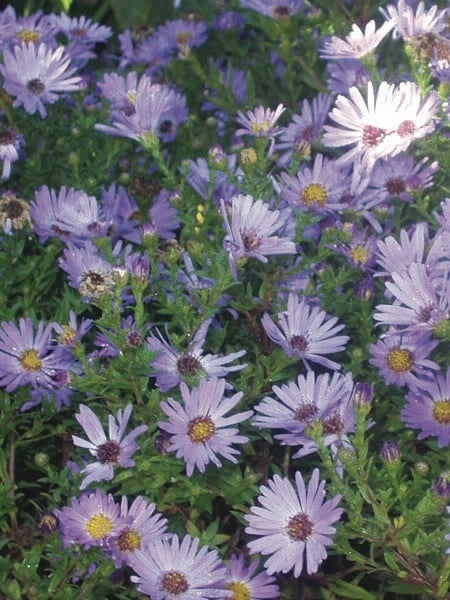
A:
[401,368,450,448]
[0,317,72,393]
[224,555,279,600]
[236,104,285,139]
[245,469,343,577]
[326,59,371,95]
[320,19,394,60]
[158,377,252,476]
[369,330,439,389]
[147,318,247,392]
[106,496,169,567]
[221,194,296,279]
[129,534,228,599]
[52,13,112,45]
[0,192,30,233]
[380,0,448,40]
[0,127,25,180]
[280,153,348,214]
[261,293,349,371]
[239,0,304,20]
[58,488,128,549]
[157,19,208,59]
[0,42,81,118]
[72,403,147,490]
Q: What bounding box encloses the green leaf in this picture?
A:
[109,0,153,28]
[330,580,378,600]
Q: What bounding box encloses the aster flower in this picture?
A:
[401,368,450,447]
[0,127,25,180]
[4,9,57,48]
[320,19,394,60]
[0,192,30,232]
[224,555,279,599]
[280,153,348,214]
[147,318,246,392]
[53,310,93,348]
[158,377,252,476]
[236,104,285,139]
[106,495,169,567]
[326,59,371,95]
[221,194,296,279]
[72,403,147,490]
[380,0,448,40]
[239,0,304,19]
[157,19,208,59]
[135,31,174,75]
[130,534,228,599]
[0,317,72,393]
[335,226,379,271]
[144,188,180,240]
[186,156,242,205]
[261,293,349,371]
[369,330,439,389]
[52,13,112,45]
[58,488,128,549]
[0,42,81,118]
[98,71,154,115]
[245,469,343,577]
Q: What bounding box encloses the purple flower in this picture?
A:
[245,469,343,577]
[261,293,349,371]
[186,156,242,205]
[144,189,180,240]
[0,42,81,118]
[0,318,71,393]
[147,318,246,392]
[326,59,371,95]
[0,127,25,180]
[379,439,402,463]
[53,310,93,348]
[59,488,128,549]
[221,194,296,279]
[380,0,448,40]
[401,368,450,447]
[239,0,304,19]
[369,330,439,389]
[335,226,379,271]
[129,534,228,599]
[225,555,279,599]
[158,377,252,476]
[2,9,57,48]
[236,104,286,139]
[157,19,208,58]
[52,14,112,68]
[106,496,169,567]
[320,20,394,60]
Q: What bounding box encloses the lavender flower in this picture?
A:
[129,534,228,599]
[59,488,128,549]
[236,104,285,139]
[72,403,147,489]
[0,42,81,118]
[245,469,343,577]
[157,19,208,59]
[401,368,450,447]
[225,555,279,599]
[261,293,349,371]
[320,19,394,60]
[0,127,25,179]
[326,59,371,95]
[239,0,304,19]
[380,0,448,40]
[221,194,296,279]
[158,377,252,476]
[147,318,246,392]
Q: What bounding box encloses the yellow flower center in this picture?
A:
[250,121,271,135]
[386,348,414,373]
[187,416,215,443]
[301,183,328,207]
[176,31,193,45]
[161,570,189,595]
[126,90,137,105]
[350,246,368,265]
[117,529,142,552]
[19,349,42,371]
[432,399,450,425]
[18,30,40,43]
[85,513,114,540]
[226,581,251,600]
[58,325,77,345]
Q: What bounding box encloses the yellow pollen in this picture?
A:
[386,348,414,373]
[250,121,271,135]
[18,30,40,43]
[117,529,142,552]
[176,31,193,45]
[85,513,114,539]
[350,246,369,265]
[187,416,215,443]
[126,90,137,105]
[226,581,251,600]
[301,183,328,207]
[240,148,257,164]
[432,399,450,425]
[19,349,42,371]
[58,325,76,345]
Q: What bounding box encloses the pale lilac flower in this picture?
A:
[59,489,128,550]
[52,14,112,67]
[72,403,147,489]
[401,368,450,447]
[434,199,450,233]
[59,241,115,300]
[3,9,57,48]
[158,377,252,476]
[239,0,304,19]
[221,194,296,279]
[0,127,24,179]
[236,104,285,139]
[130,535,228,600]
[53,310,93,348]
[0,42,81,118]
[326,59,371,95]
[224,555,279,599]
[380,1,448,40]
[157,19,208,58]
[147,317,247,392]
[320,19,394,60]
[261,293,349,371]
[245,469,343,577]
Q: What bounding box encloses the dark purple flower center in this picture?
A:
[295,403,318,423]
[385,177,406,195]
[116,529,141,552]
[362,125,385,147]
[79,270,114,297]
[1,199,23,218]
[432,399,450,425]
[72,27,87,38]
[161,570,189,595]
[87,221,102,233]
[0,130,16,145]
[127,330,142,347]
[287,512,313,541]
[27,78,45,96]
[301,125,314,141]
[416,304,434,323]
[51,224,70,237]
[187,416,215,443]
[273,5,291,18]
[177,354,201,375]
[323,411,344,434]
[290,334,308,353]
[241,229,261,252]
[397,120,415,137]
[159,120,174,135]
[97,440,121,464]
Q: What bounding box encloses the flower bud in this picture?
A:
[380,440,401,464]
